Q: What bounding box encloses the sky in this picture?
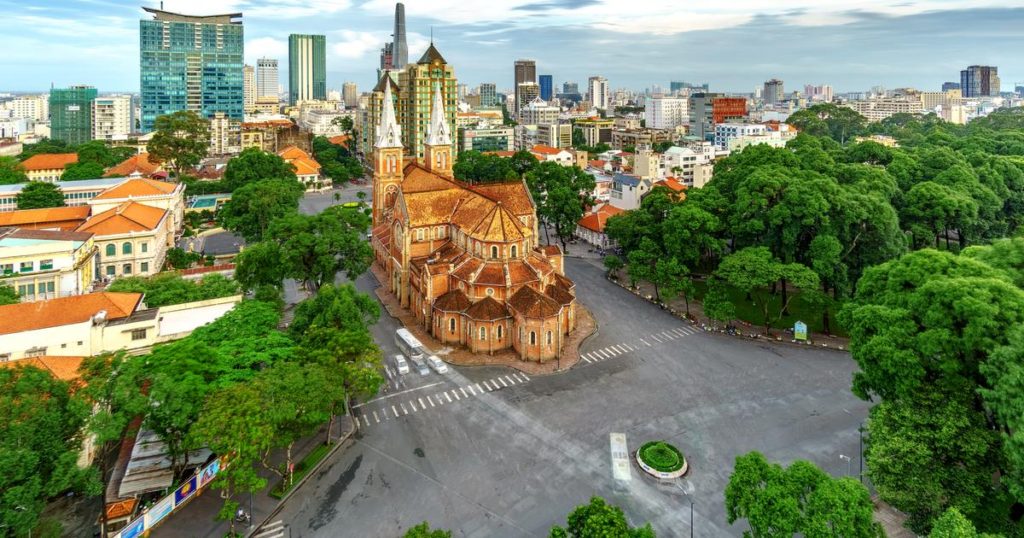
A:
[3,0,1024,95]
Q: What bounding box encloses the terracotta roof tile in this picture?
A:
[433,289,471,312]
[452,257,482,281]
[2,228,93,242]
[291,157,321,176]
[545,284,575,306]
[468,182,534,216]
[103,153,163,178]
[540,245,562,256]
[507,285,562,318]
[0,356,85,381]
[577,203,625,233]
[507,260,541,286]
[553,272,575,291]
[327,135,351,147]
[0,292,141,335]
[531,144,562,156]
[93,178,177,200]
[21,153,78,171]
[470,204,525,242]
[653,178,687,193]
[0,206,90,230]
[76,202,166,236]
[278,146,311,160]
[464,297,510,321]
[473,263,507,286]
[105,499,138,520]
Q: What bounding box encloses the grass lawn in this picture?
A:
[691,280,848,338]
[269,442,334,499]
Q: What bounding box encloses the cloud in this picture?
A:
[330,30,389,59]
[143,0,352,18]
[246,36,287,62]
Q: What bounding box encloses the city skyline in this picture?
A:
[2,1,1024,95]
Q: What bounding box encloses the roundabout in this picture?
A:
[636,441,689,480]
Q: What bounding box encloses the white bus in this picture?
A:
[395,328,425,361]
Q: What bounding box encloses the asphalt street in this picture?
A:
[273,249,871,537]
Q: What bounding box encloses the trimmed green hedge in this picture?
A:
[638,441,685,473]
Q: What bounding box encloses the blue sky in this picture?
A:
[3,0,1024,95]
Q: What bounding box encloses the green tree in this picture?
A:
[702,277,736,328]
[603,254,623,278]
[404,522,452,538]
[234,241,289,292]
[654,257,694,315]
[222,147,298,191]
[0,366,98,536]
[786,103,866,144]
[147,110,210,178]
[550,497,655,538]
[0,283,18,305]
[16,181,66,209]
[725,452,881,538]
[0,156,27,184]
[266,206,373,292]
[510,149,539,177]
[525,161,595,249]
[107,273,240,307]
[60,161,105,181]
[715,247,819,334]
[17,138,70,161]
[626,237,658,289]
[218,179,305,242]
[164,247,202,270]
[929,508,980,538]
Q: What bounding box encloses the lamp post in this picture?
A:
[859,420,865,484]
[688,500,694,538]
[839,454,852,477]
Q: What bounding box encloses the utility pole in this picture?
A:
[859,420,865,484]
[689,501,694,538]
[839,454,851,477]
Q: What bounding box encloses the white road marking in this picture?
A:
[400,403,409,415]
[483,380,493,390]
[650,334,663,343]
[641,338,651,347]
[606,347,619,356]
[373,411,380,423]
[613,345,628,354]
[583,355,594,363]
[427,395,435,407]
[392,405,399,417]
[354,381,446,408]
[384,367,393,380]
[460,387,469,398]
[445,392,453,403]
[475,383,484,393]
[504,375,516,385]
[498,377,509,387]
[467,385,477,396]
[362,415,369,427]
[408,400,417,412]
[596,349,610,360]
[452,390,461,400]
[418,397,426,409]
[513,373,526,383]
[520,373,530,381]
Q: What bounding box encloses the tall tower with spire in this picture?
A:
[393,3,408,69]
[372,81,404,226]
[424,84,453,176]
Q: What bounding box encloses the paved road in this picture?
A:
[273,255,870,537]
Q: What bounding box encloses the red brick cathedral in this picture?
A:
[370,82,577,362]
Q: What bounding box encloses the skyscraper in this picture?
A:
[257,58,279,99]
[289,34,327,105]
[514,59,536,111]
[92,95,133,140]
[479,83,497,107]
[960,65,1000,97]
[393,3,408,69]
[50,85,97,145]
[942,81,961,92]
[243,65,256,111]
[538,74,553,102]
[588,76,609,110]
[763,78,784,105]
[343,82,358,108]
[139,7,244,132]
[563,82,579,95]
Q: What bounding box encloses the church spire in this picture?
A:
[425,83,452,147]
[375,80,402,149]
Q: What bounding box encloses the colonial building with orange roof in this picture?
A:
[88,177,185,236]
[575,203,625,248]
[278,146,327,191]
[103,152,166,180]
[371,83,578,362]
[77,201,171,279]
[21,153,79,182]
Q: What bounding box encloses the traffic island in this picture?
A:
[635,441,688,480]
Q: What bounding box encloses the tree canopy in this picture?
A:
[16,181,66,209]
[0,156,28,185]
[107,273,240,308]
[147,110,210,178]
[218,178,305,242]
[222,147,298,191]
[549,497,655,538]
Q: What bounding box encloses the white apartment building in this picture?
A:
[645,97,689,130]
[243,65,257,112]
[343,82,358,108]
[714,123,767,150]
[537,123,572,149]
[0,228,97,302]
[843,98,924,123]
[257,58,279,99]
[588,76,610,110]
[300,108,353,136]
[5,95,48,122]
[92,95,132,141]
[519,99,560,126]
[209,112,241,156]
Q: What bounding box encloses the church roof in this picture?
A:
[417,43,447,65]
[468,182,535,216]
[433,289,471,312]
[465,297,510,321]
[545,284,575,306]
[508,285,562,319]
[471,203,525,242]
[375,80,402,149]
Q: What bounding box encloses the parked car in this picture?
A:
[427,355,448,374]
[410,356,430,376]
[393,354,409,375]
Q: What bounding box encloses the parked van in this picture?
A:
[395,328,425,361]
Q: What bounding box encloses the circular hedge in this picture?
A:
[638,441,685,473]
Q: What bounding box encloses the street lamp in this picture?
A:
[839,454,852,477]
[858,420,865,484]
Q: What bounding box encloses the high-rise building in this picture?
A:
[397,44,458,159]
[479,83,497,107]
[588,76,609,110]
[563,81,579,95]
[960,65,1000,97]
[689,93,747,141]
[539,75,553,102]
[393,3,408,69]
[6,96,49,122]
[763,78,784,105]
[257,58,279,99]
[516,83,540,112]
[92,95,132,140]
[139,7,244,132]
[942,81,962,92]
[514,59,537,111]
[645,96,688,130]
[379,42,394,72]
[50,85,97,145]
[343,82,358,108]
[289,34,327,105]
[243,65,256,112]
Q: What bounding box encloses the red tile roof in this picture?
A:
[653,178,687,193]
[0,206,90,231]
[0,356,85,381]
[21,153,78,171]
[531,145,563,156]
[76,202,167,236]
[507,285,562,318]
[577,203,625,233]
[0,292,141,335]
[93,178,177,200]
[104,153,164,178]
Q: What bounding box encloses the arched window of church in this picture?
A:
[530,331,537,345]
[511,245,517,258]
[450,318,456,333]
[491,246,498,259]
[497,325,503,339]
[547,331,553,345]
[480,327,486,340]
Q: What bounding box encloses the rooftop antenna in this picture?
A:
[430,26,433,45]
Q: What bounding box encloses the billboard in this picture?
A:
[174,475,198,504]
[794,321,808,341]
[145,496,174,528]
[199,459,220,488]
[118,517,145,538]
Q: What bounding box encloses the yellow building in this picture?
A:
[21,153,79,183]
[370,83,578,363]
[0,228,97,301]
[77,202,171,279]
[88,178,185,237]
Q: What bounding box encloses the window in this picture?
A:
[105,244,115,256]
[486,288,494,296]
[0,263,12,275]
[0,353,9,363]
[131,329,147,341]
[43,282,54,293]
[497,325,503,339]
[25,347,46,358]
[17,284,35,297]
[39,259,53,270]
[123,264,132,275]
[417,229,424,241]
[141,243,148,253]
[19,261,33,273]
[122,242,132,255]
[480,327,487,340]
[141,262,149,273]
[449,318,456,333]
[491,246,498,259]
[106,266,115,276]
[547,331,553,345]
[530,331,537,345]
[511,245,517,258]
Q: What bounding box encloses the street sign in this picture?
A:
[794,321,808,341]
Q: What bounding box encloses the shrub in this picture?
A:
[639,441,684,473]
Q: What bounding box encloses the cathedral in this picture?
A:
[370,78,578,363]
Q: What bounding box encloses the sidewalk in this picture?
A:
[150,416,355,538]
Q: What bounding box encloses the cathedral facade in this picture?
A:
[370,79,578,363]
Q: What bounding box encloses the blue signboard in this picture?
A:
[174,475,198,504]
[145,496,174,527]
[199,459,220,488]
[794,321,808,341]
[119,517,145,538]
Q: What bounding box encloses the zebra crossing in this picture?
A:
[579,325,699,365]
[353,372,532,427]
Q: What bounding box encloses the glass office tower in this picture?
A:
[139,7,244,132]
